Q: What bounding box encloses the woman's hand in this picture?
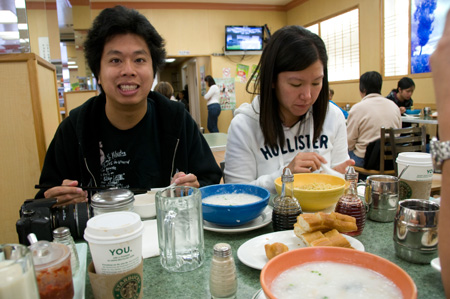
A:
[399,107,406,114]
[44,180,88,207]
[287,152,327,174]
[333,159,355,174]
[171,172,200,188]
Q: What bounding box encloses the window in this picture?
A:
[306,9,360,82]
[384,0,409,76]
[306,24,319,35]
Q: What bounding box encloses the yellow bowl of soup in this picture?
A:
[261,247,417,299]
[274,173,345,211]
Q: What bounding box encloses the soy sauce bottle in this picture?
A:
[272,167,302,231]
[334,166,366,236]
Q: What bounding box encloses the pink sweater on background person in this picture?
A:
[346,93,402,159]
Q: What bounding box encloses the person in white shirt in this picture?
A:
[224,25,354,193]
[204,75,221,132]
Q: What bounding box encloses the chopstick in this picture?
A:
[34,185,149,194]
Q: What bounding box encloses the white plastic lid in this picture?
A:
[396,152,432,166]
[84,211,143,244]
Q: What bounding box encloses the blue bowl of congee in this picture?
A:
[200,184,270,227]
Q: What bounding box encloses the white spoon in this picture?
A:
[321,163,345,179]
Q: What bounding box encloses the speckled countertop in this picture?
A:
[83,217,445,299]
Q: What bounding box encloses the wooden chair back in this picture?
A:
[64,90,98,116]
[388,126,427,176]
[354,127,396,176]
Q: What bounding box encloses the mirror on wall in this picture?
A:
[0,0,30,54]
[56,0,95,92]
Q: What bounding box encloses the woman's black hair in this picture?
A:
[396,77,415,91]
[84,6,166,84]
[205,75,216,87]
[246,25,329,148]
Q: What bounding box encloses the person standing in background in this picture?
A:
[204,75,221,132]
[386,77,415,114]
[430,10,450,298]
[177,90,189,111]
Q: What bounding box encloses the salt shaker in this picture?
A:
[209,243,237,299]
[272,167,302,231]
[53,226,80,275]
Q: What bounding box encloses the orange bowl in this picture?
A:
[261,247,417,299]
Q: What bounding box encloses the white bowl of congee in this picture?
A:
[274,173,345,211]
[200,184,270,227]
[260,247,417,299]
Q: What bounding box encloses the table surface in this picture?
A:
[402,114,439,125]
[83,213,445,298]
[203,132,228,152]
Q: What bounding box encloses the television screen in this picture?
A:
[225,26,264,54]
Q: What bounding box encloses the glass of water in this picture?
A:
[156,186,204,272]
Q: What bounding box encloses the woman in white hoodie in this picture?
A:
[224,25,354,193]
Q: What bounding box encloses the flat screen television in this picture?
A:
[224,25,264,55]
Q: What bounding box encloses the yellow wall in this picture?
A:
[287,0,435,107]
[88,1,434,131]
[90,7,286,132]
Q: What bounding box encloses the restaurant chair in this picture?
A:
[64,90,98,116]
[353,127,396,178]
[388,126,427,176]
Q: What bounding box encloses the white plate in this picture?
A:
[74,243,87,299]
[431,257,441,272]
[252,289,268,299]
[203,206,273,233]
[237,230,365,270]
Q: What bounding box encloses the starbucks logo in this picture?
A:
[399,181,412,200]
[113,273,142,299]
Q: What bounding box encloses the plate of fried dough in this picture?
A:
[237,212,365,270]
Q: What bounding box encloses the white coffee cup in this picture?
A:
[84,211,144,274]
[396,152,433,200]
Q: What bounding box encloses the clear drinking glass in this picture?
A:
[0,244,40,299]
[156,186,205,272]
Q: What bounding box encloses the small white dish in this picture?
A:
[431,257,441,272]
[237,230,365,270]
[203,206,273,233]
[134,191,156,219]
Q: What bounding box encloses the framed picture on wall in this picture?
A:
[411,0,450,74]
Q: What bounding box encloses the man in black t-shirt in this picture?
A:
[36,6,222,205]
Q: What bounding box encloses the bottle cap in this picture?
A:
[213,243,232,258]
[281,167,294,183]
[53,227,71,238]
[91,189,135,209]
[29,241,70,271]
[345,166,358,181]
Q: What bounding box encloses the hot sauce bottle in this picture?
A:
[272,167,302,231]
[334,166,366,236]
[29,238,74,299]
